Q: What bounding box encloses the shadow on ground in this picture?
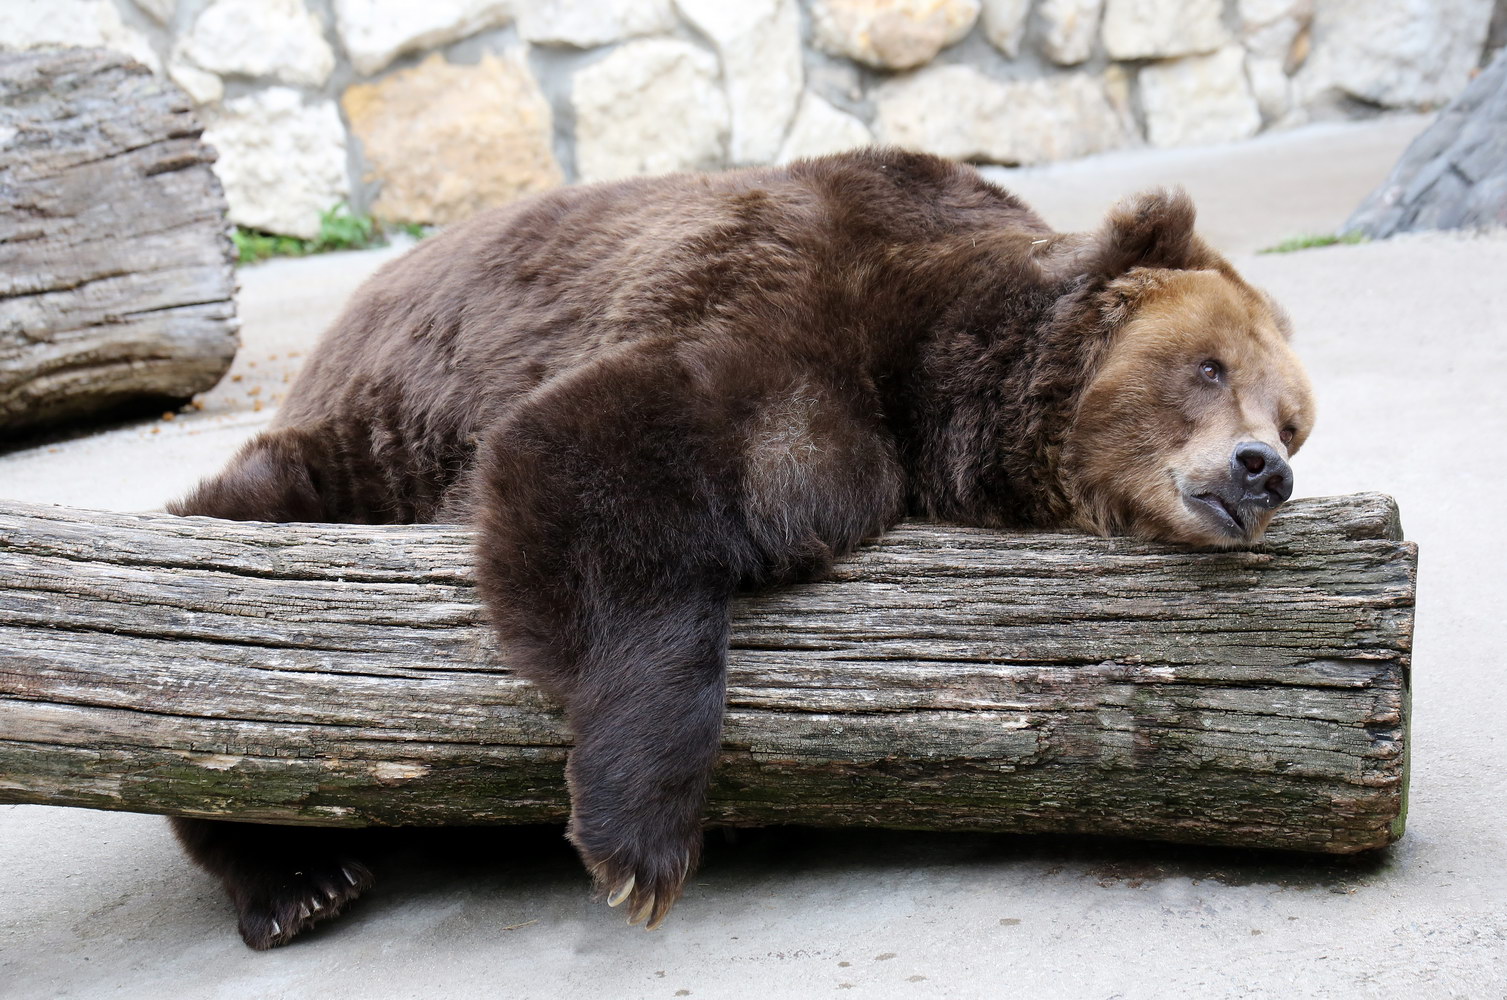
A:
[325,822,1395,931]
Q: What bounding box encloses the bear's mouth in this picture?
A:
[1188,491,1247,536]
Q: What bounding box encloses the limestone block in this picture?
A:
[874,64,1130,164]
[1294,0,1494,109]
[1246,53,1291,123]
[0,0,160,72]
[1239,0,1311,62]
[343,52,562,225]
[1039,0,1103,65]
[573,39,728,183]
[1240,0,1306,23]
[202,89,349,238]
[812,0,982,70]
[980,0,1029,58]
[333,0,512,76]
[167,59,223,105]
[518,0,678,47]
[1102,0,1227,60]
[676,0,802,164]
[132,0,176,25]
[181,0,334,88]
[777,92,875,164]
[1140,47,1262,148]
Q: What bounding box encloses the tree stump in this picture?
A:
[0,48,237,436]
[1347,48,1507,237]
[0,494,1415,854]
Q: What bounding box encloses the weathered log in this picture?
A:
[0,48,238,435]
[0,494,1415,853]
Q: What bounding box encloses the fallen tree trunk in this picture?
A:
[0,48,238,435]
[0,494,1415,854]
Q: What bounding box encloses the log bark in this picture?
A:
[0,494,1415,854]
[0,48,238,436]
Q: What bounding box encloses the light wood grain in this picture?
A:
[0,48,237,434]
[0,494,1415,853]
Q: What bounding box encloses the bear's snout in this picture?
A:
[1181,442,1295,542]
[1231,442,1293,510]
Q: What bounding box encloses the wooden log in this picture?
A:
[0,48,238,435]
[0,494,1416,854]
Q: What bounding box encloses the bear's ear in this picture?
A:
[1085,188,1212,279]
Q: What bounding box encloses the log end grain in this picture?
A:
[0,48,239,435]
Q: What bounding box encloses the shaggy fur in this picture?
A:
[169,148,1314,948]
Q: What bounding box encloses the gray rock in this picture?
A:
[1347,50,1507,237]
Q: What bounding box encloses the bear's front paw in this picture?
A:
[576,826,699,931]
[225,856,374,950]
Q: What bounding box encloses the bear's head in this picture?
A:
[1059,191,1316,548]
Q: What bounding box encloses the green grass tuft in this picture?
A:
[232,204,428,265]
[1258,231,1368,254]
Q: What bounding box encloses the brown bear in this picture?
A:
[168,148,1315,949]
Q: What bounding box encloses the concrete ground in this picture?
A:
[4,115,1505,999]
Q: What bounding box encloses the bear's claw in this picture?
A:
[587,846,691,931]
[627,893,655,927]
[606,875,635,907]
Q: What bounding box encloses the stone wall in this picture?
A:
[3,0,1503,238]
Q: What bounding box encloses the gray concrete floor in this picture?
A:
[4,116,1506,999]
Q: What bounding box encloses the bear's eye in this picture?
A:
[1199,360,1224,383]
[1280,426,1296,446]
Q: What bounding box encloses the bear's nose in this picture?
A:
[1230,442,1293,508]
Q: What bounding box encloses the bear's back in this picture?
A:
[265,150,1046,521]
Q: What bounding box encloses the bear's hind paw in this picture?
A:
[228,858,374,950]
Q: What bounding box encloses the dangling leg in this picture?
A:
[471,345,904,928]
[168,427,373,949]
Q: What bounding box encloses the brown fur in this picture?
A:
[168,148,1314,948]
